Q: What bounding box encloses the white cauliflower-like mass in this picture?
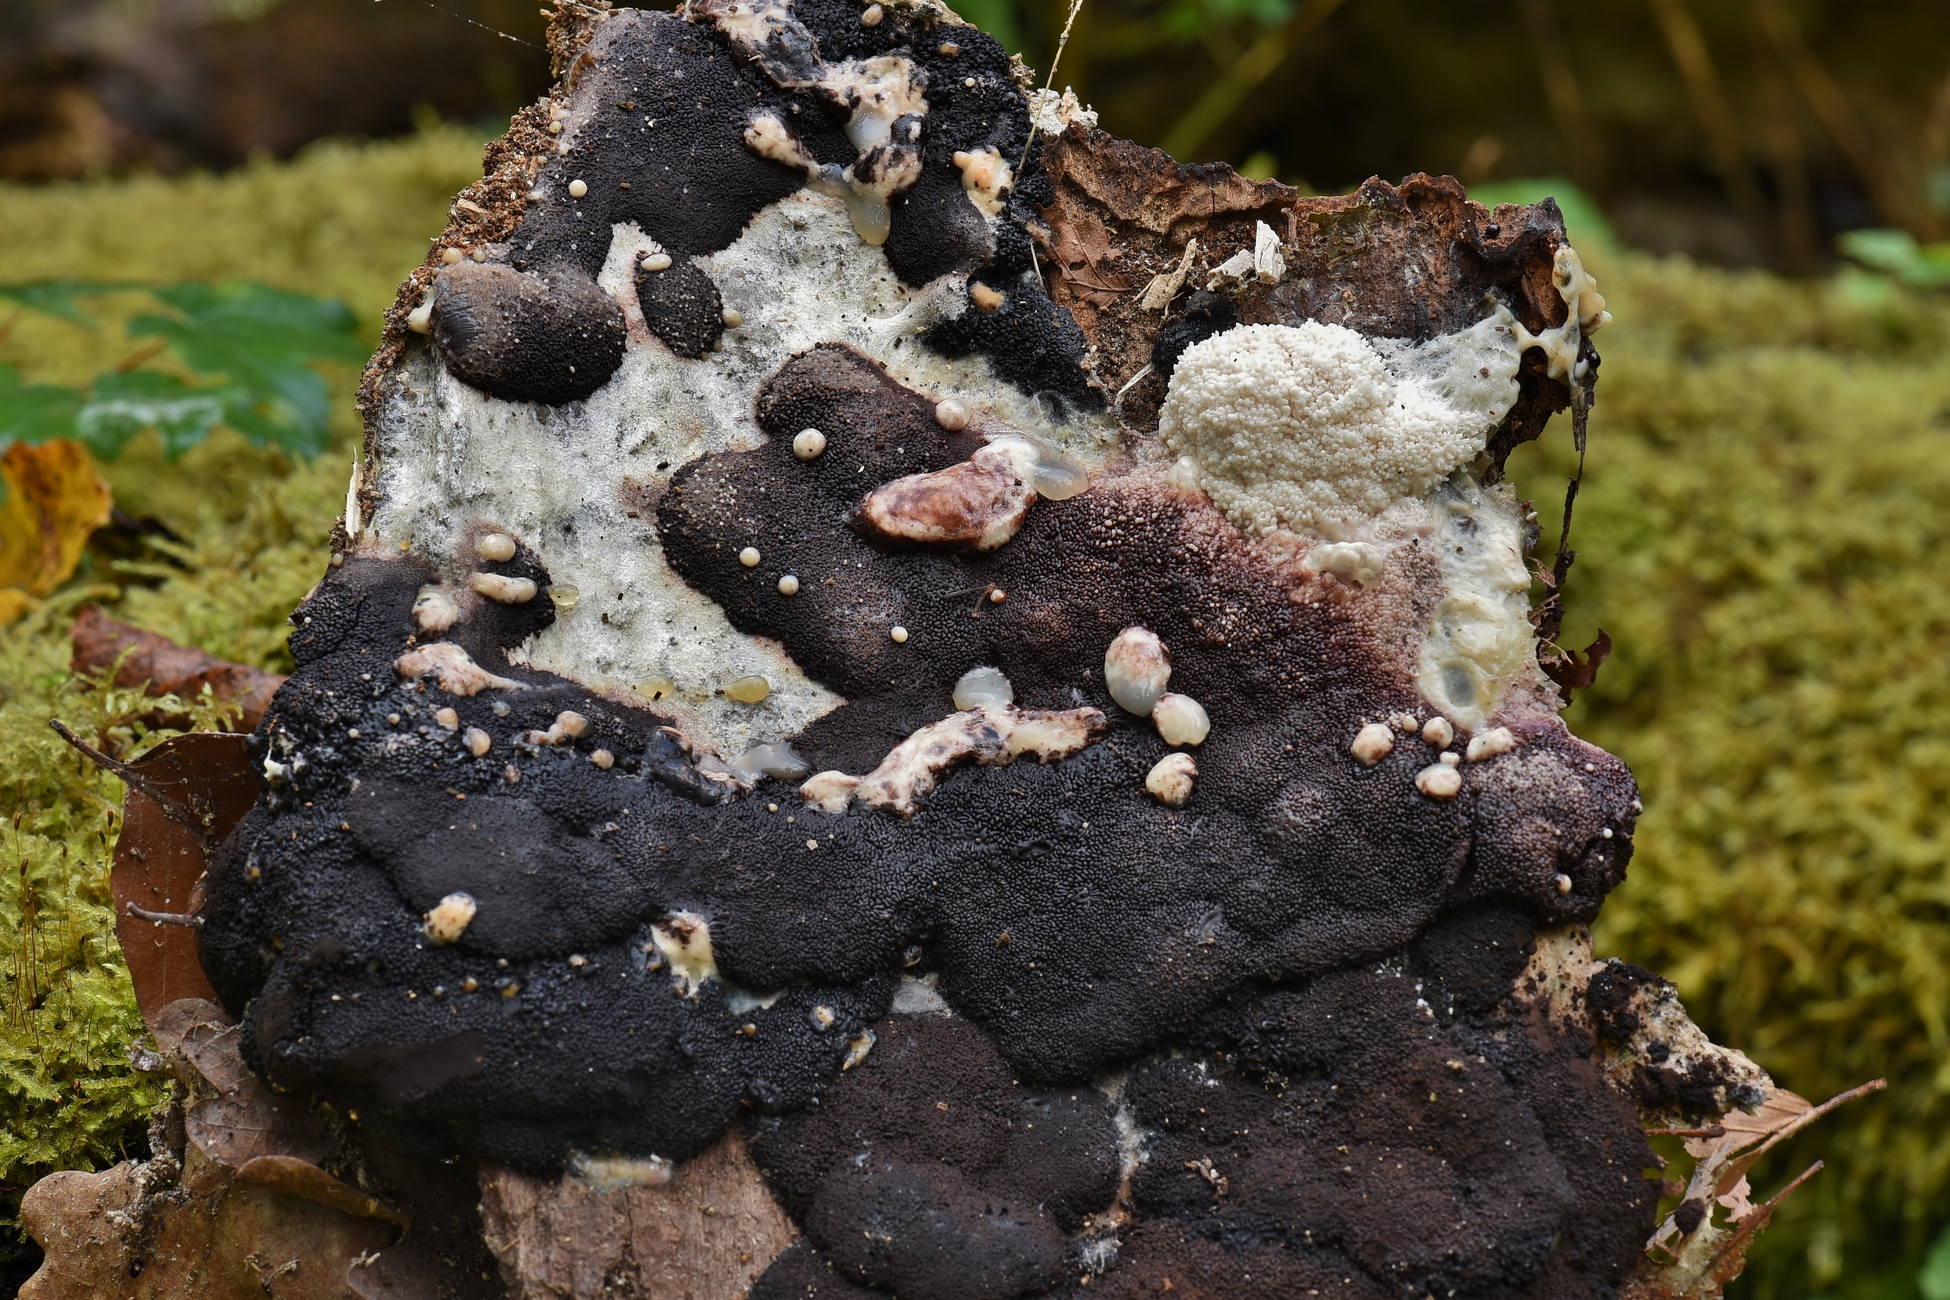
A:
[1157,319,1520,535]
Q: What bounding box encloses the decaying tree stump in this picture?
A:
[26,3,1875,1297]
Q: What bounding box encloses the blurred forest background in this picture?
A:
[1,0,1948,1297]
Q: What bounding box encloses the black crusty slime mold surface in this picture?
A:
[198,2,1667,1296]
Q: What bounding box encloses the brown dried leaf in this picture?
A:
[235,1156,410,1230]
[1540,628,1612,702]
[111,732,260,1028]
[0,438,112,624]
[72,606,286,730]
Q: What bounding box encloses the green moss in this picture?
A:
[1506,246,1950,1297]
[0,126,476,1249]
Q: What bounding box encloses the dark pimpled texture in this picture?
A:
[635,257,726,359]
[431,262,627,406]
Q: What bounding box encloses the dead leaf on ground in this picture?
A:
[94,732,260,1028]
[236,1157,411,1231]
[72,606,286,730]
[0,438,112,624]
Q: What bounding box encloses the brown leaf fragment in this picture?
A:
[104,733,260,1028]
[71,605,287,730]
[236,1157,411,1231]
[1541,628,1612,702]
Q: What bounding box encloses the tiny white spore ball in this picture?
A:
[1157,322,1492,533]
[793,428,827,460]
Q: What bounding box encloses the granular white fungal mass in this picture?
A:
[1157,320,1521,535]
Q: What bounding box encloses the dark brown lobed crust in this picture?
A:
[748,905,1658,1300]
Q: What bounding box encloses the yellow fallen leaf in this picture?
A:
[0,439,112,621]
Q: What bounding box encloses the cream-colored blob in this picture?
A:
[423,891,477,945]
[1145,752,1197,807]
[413,585,459,634]
[1152,693,1210,746]
[1157,319,1521,536]
[568,1151,673,1191]
[1415,475,1537,731]
[1305,541,1385,589]
[1350,722,1394,767]
[1510,245,1609,385]
[1415,764,1462,799]
[395,642,526,696]
[652,912,718,998]
[800,704,1106,818]
[952,665,1014,711]
[471,571,537,604]
[1104,627,1171,715]
[368,194,1103,759]
[952,146,1013,218]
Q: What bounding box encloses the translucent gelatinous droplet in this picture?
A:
[952,665,1014,711]
[725,675,771,704]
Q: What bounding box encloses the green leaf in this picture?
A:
[0,279,147,326]
[75,371,236,462]
[1921,1223,1950,1300]
[127,282,366,457]
[1837,229,1950,290]
[0,364,84,448]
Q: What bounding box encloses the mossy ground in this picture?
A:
[0,129,1946,1296]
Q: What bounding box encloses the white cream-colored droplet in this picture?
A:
[952,666,1014,711]
[1387,712,1419,733]
[590,748,614,769]
[890,626,909,644]
[1422,716,1455,748]
[440,247,464,265]
[465,727,492,757]
[1152,693,1210,746]
[1465,726,1518,762]
[1555,873,1574,894]
[793,428,827,460]
[556,140,570,156]
[555,710,589,738]
[641,252,673,272]
[1104,626,1171,715]
[934,398,969,431]
[1416,764,1463,799]
[548,584,579,611]
[406,299,435,334]
[1145,752,1197,807]
[471,249,487,264]
[547,120,563,135]
[1439,751,1460,767]
[739,546,762,567]
[478,533,518,562]
[1350,723,1393,767]
[434,707,460,731]
[778,574,801,595]
[860,2,883,25]
[423,892,477,945]
[811,1005,836,1029]
[722,307,744,328]
[568,178,588,198]
[471,572,538,604]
